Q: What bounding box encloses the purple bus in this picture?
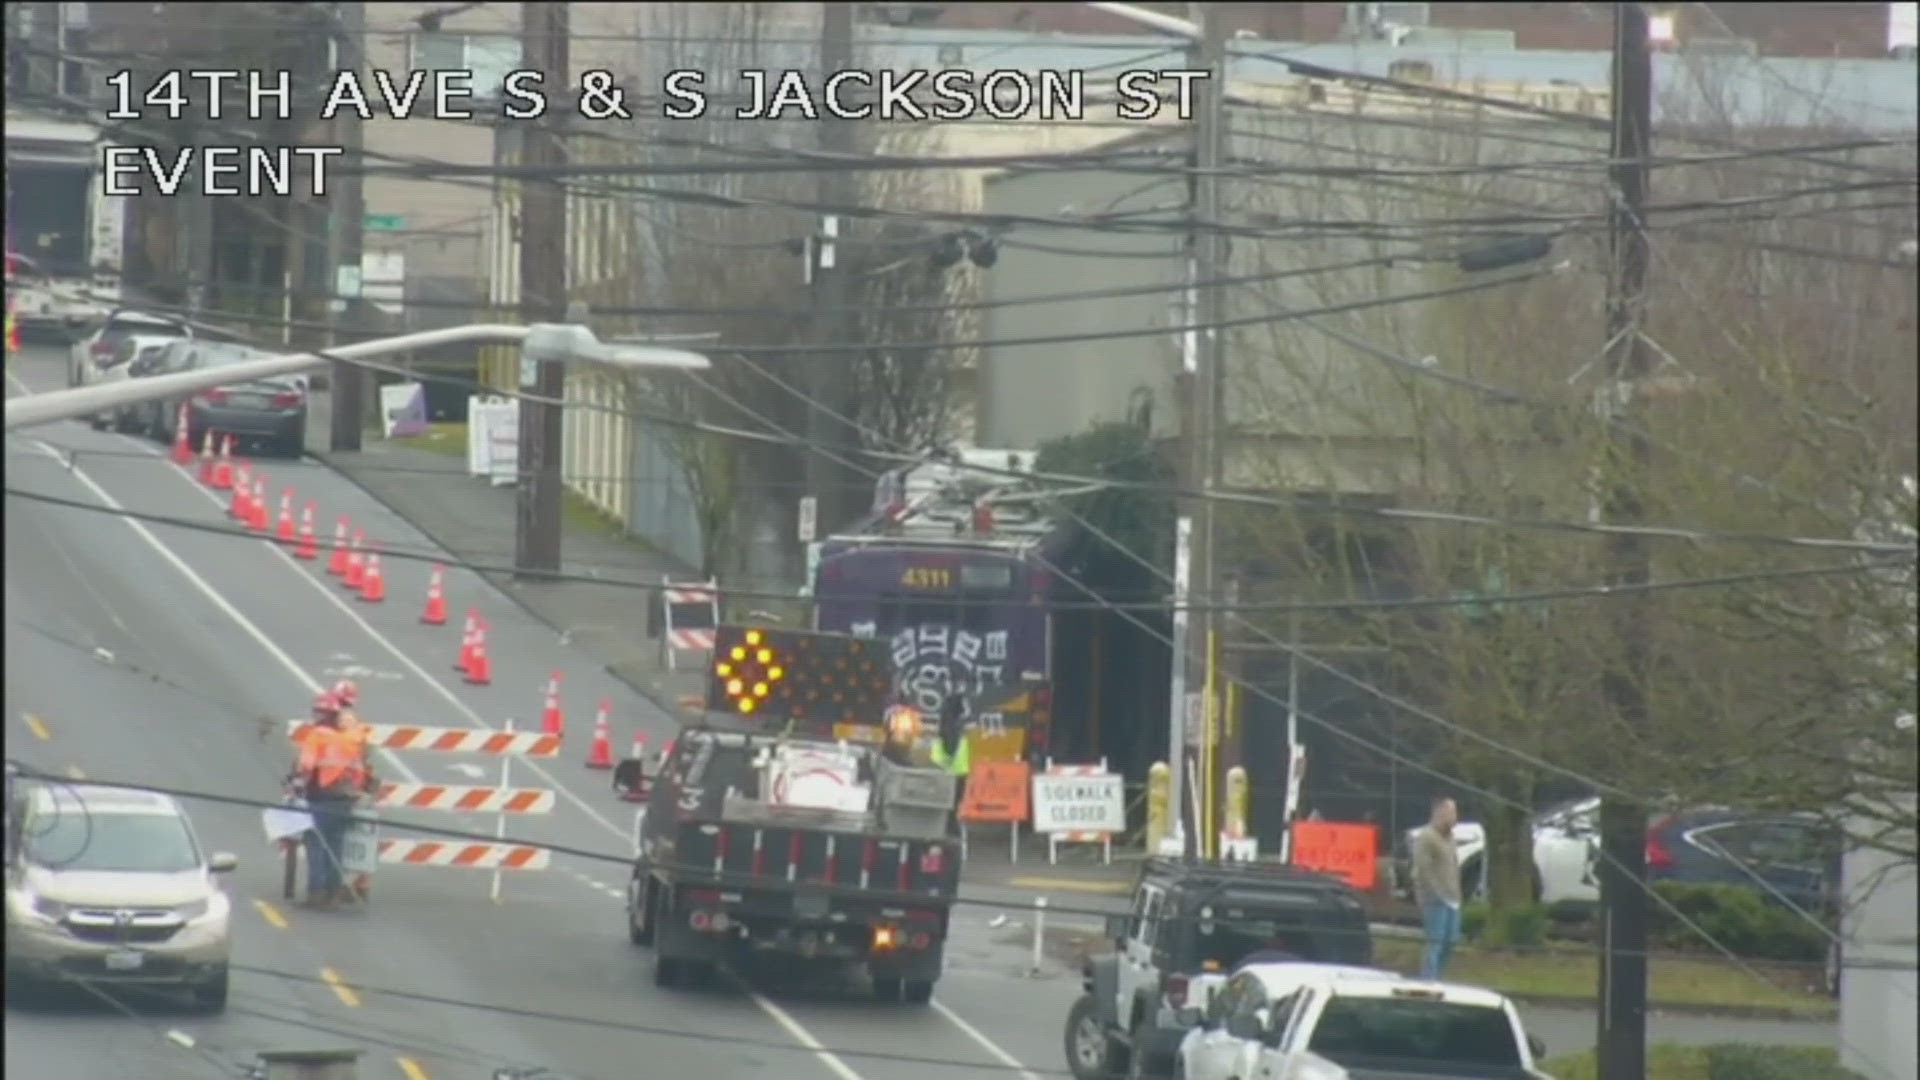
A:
[812,534,1059,753]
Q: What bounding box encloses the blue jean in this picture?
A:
[305,795,355,895]
[1421,900,1461,980]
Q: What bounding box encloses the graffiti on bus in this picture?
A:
[848,621,1008,719]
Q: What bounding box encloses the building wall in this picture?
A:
[1840,798,1918,1080]
[896,2,1906,60]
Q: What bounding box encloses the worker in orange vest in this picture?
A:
[289,691,369,906]
[331,679,374,780]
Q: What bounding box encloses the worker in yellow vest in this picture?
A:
[928,696,972,814]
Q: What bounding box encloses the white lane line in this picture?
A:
[5,433,423,788]
[12,369,1047,1080]
[930,1000,1044,1080]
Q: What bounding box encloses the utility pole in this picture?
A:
[803,2,857,576]
[514,0,569,577]
[1167,2,1227,858]
[327,0,367,452]
[1595,5,1654,1080]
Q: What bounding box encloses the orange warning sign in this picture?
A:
[1289,821,1379,892]
[960,761,1031,824]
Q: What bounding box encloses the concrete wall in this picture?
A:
[1841,799,1918,1080]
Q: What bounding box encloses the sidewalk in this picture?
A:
[303,391,707,718]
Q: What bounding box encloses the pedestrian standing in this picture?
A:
[288,692,368,907]
[1411,796,1464,980]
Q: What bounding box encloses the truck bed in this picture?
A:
[663,814,960,902]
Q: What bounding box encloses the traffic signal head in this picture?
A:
[704,626,893,728]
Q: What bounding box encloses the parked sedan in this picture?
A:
[147,342,310,457]
[1648,807,1841,914]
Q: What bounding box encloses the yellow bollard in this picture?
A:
[1224,766,1250,851]
[1146,761,1171,854]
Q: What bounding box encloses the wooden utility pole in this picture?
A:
[514,1,569,577]
[802,2,857,573]
[1169,1,1228,857]
[1595,5,1655,1079]
[326,0,367,452]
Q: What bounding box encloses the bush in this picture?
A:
[1488,902,1552,952]
[1461,900,1490,940]
[1704,1044,1862,1080]
[1652,883,1830,963]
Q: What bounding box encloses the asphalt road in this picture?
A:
[3,346,1838,1080]
[4,348,1058,1080]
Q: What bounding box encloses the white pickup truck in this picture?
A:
[1186,977,1553,1080]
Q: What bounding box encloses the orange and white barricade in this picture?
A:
[282,718,559,899]
[1031,757,1124,867]
[658,576,719,671]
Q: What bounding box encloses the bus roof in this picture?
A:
[4,112,104,146]
[819,533,1052,556]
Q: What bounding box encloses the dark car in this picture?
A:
[147,342,309,457]
[1647,808,1841,915]
[1064,857,1374,1079]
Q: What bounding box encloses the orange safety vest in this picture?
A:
[339,710,371,756]
[297,725,367,794]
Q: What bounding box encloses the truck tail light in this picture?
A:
[919,846,947,876]
[872,925,899,951]
[909,931,931,950]
[689,910,713,931]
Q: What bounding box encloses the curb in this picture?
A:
[301,440,691,723]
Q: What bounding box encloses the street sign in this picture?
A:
[797,495,818,543]
[1031,768,1124,835]
[364,213,405,233]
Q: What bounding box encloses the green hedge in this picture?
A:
[1651,883,1830,963]
[1705,1044,1862,1080]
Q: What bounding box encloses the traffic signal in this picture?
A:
[705,626,894,727]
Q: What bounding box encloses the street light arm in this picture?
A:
[1085,1,1200,39]
[4,323,711,431]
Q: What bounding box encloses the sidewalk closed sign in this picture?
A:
[1031,771,1123,834]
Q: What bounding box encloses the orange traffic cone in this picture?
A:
[359,552,386,602]
[171,405,193,465]
[211,436,235,490]
[196,430,216,484]
[343,532,367,589]
[295,504,319,560]
[463,624,493,686]
[276,489,297,544]
[421,565,448,625]
[327,518,351,575]
[541,673,565,737]
[229,463,252,520]
[249,477,270,532]
[455,610,480,671]
[585,703,614,769]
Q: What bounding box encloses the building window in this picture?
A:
[1346,2,1431,31]
[410,31,522,99]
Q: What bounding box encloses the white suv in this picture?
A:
[68,310,192,389]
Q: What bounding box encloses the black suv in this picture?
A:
[1063,857,1374,1079]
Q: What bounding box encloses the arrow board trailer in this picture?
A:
[4,112,126,331]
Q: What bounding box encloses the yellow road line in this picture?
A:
[397,1057,433,1080]
[319,967,362,1008]
[23,714,50,741]
[251,899,289,930]
[1005,876,1132,895]
[64,765,86,780]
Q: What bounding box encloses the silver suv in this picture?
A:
[4,782,236,1011]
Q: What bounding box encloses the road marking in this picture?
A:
[9,368,1044,1080]
[11,423,424,788]
[319,967,362,1007]
[931,999,1045,1080]
[23,714,50,741]
[65,765,86,780]
[740,987,865,1080]
[252,899,289,930]
[1004,876,1131,895]
[396,1057,432,1080]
